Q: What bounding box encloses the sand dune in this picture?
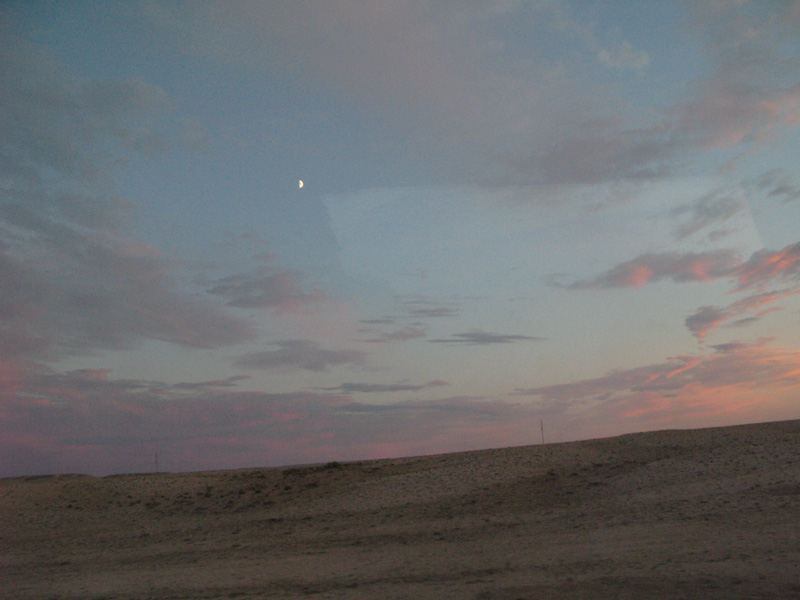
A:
[3,420,800,599]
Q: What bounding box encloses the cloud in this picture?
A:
[709,341,753,355]
[735,241,800,291]
[499,3,800,186]
[360,318,396,325]
[206,269,327,313]
[355,300,462,342]
[171,375,251,391]
[750,168,800,203]
[514,338,800,426]
[233,340,366,372]
[563,241,800,293]
[0,47,171,185]
[143,1,798,190]
[669,189,746,240]
[553,6,650,73]
[361,326,428,344]
[0,229,254,361]
[408,307,461,318]
[684,305,728,341]
[560,240,800,340]
[319,380,448,394]
[428,330,544,345]
[144,0,494,130]
[563,250,741,289]
[5,336,800,476]
[0,365,352,475]
[355,299,465,342]
[686,288,800,340]
[0,365,534,476]
[142,1,662,188]
[670,3,800,150]
[0,34,255,363]
[506,122,675,185]
[597,41,651,72]
[671,80,800,149]
[401,299,461,319]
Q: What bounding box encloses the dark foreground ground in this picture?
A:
[3,420,800,599]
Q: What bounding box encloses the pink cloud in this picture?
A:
[515,339,800,435]
[735,241,800,291]
[684,306,728,341]
[686,288,800,340]
[0,367,535,477]
[678,240,800,340]
[566,250,741,289]
[672,81,800,149]
[678,2,800,150]
[6,338,800,477]
[565,241,800,341]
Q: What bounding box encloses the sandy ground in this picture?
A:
[3,420,800,599]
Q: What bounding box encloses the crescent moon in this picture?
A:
[298,180,304,189]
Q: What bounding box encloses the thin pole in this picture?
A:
[540,420,544,445]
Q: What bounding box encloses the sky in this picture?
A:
[2,1,800,477]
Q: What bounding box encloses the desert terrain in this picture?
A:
[3,420,800,599]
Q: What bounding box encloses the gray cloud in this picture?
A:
[728,317,761,329]
[669,189,746,241]
[360,317,396,325]
[710,342,754,355]
[233,340,366,372]
[206,269,327,312]
[0,42,171,186]
[399,298,461,319]
[361,326,428,344]
[357,299,462,340]
[171,375,252,391]
[515,124,675,185]
[138,2,800,190]
[0,35,254,363]
[408,307,460,318]
[320,380,447,394]
[500,4,800,187]
[597,41,650,72]
[428,330,544,346]
[554,7,650,73]
[751,169,800,204]
[684,305,728,341]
